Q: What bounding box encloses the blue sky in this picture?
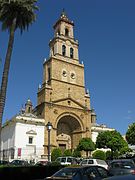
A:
[0,0,135,135]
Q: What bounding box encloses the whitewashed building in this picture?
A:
[91,123,115,152]
[90,109,115,144]
[91,123,115,143]
[1,99,45,162]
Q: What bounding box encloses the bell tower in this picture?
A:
[36,10,94,155]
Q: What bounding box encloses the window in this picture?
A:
[61,157,66,163]
[88,160,94,164]
[84,167,99,179]
[11,148,15,159]
[65,28,69,36]
[62,45,66,56]
[52,47,54,55]
[70,48,74,58]
[29,137,33,144]
[48,67,51,80]
[97,167,108,178]
[58,29,60,35]
[28,107,31,113]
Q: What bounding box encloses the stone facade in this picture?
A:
[35,11,96,155]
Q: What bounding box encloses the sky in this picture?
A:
[0,0,135,135]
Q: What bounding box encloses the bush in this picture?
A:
[72,148,81,157]
[63,149,72,157]
[51,148,62,161]
[0,165,63,179]
[92,150,106,160]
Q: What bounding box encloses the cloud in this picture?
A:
[125,116,132,120]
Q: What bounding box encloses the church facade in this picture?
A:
[35,11,96,155]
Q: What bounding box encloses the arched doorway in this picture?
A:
[56,115,82,153]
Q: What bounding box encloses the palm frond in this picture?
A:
[0,0,39,33]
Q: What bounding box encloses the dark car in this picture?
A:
[72,165,112,180]
[9,159,30,166]
[108,159,135,176]
[45,166,81,179]
[0,160,9,165]
[35,160,48,166]
[103,174,135,180]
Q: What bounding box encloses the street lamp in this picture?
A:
[46,121,52,162]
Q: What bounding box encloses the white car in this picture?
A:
[55,156,77,165]
[80,158,108,170]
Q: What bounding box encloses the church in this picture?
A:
[1,11,115,161]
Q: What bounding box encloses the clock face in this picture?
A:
[62,70,67,77]
[71,72,76,79]
[62,69,76,80]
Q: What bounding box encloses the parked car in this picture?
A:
[80,158,108,170]
[45,165,112,180]
[45,166,80,179]
[0,160,9,165]
[103,174,135,180]
[55,156,77,165]
[108,159,135,176]
[35,160,48,166]
[9,159,30,166]
[72,165,112,180]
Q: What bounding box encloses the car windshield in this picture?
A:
[111,161,135,168]
[97,159,107,165]
[53,167,80,177]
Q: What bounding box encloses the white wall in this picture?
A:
[1,122,16,150]
[15,122,44,161]
[1,120,45,161]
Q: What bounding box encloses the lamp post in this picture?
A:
[46,121,52,162]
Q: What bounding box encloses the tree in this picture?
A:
[126,123,135,145]
[119,146,132,157]
[92,150,106,160]
[0,0,38,152]
[63,149,72,157]
[96,131,112,149]
[106,151,112,160]
[72,148,81,158]
[77,138,95,157]
[51,148,62,161]
[96,130,128,159]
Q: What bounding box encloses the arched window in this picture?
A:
[65,28,69,36]
[70,48,74,58]
[57,29,60,35]
[48,67,51,80]
[28,107,31,113]
[62,45,66,56]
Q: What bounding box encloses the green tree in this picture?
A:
[0,0,38,143]
[106,151,112,160]
[77,138,95,157]
[63,149,72,157]
[51,148,62,161]
[119,146,132,157]
[96,131,112,149]
[72,148,81,158]
[92,150,106,160]
[96,130,128,159]
[126,123,135,145]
